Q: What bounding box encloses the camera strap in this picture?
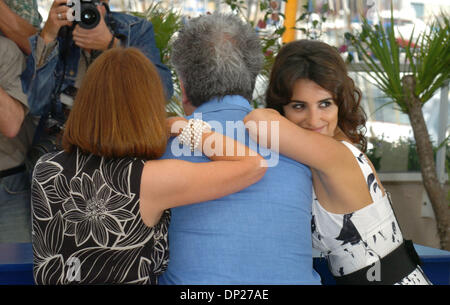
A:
[103,3,126,44]
[103,2,114,32]
[32,27,72,147]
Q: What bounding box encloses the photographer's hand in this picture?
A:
[40,0,73,44]
[72,4,118,51]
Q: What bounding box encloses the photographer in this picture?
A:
[21,0,173,118]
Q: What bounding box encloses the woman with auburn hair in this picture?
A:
[244,39,431,285]
[31,47,267,285]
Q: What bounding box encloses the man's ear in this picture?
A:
[179,80,196,116]
[180,81,189,105]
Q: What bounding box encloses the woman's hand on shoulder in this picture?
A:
[244,108,281,147]
[166,116,188,138]
[244,108,281,124]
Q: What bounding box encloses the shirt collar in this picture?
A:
[193,95,253,115]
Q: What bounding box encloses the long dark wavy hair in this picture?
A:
[266,39,367,152]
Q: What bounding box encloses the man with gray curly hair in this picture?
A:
[170,13,262,109]
[159,13,321,285]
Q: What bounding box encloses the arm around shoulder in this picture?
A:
[244,108,351,174]
[139,157,266,227]
[139,123,267,227]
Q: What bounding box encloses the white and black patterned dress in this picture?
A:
[311,141,431,285]
[31,148,170,284]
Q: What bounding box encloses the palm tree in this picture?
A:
[346,10,450,249]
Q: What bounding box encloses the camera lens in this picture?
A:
[81,9,96,25]
[79,5,100,29]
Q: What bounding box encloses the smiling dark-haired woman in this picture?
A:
[245,39,431,285]
[31,47,266,284]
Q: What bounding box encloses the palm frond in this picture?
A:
[347,6,449,112]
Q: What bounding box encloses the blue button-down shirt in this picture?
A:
[159,95,321,284]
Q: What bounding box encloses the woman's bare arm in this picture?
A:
[139,118,267,226]
[244,108,351,174]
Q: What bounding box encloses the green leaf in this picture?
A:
[344,32,354,40]
[297,13,308,22]
[275,27,286,36]
[346,52,354,63]
[348,4,449,114]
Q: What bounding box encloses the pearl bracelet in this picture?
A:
[177,119,212,152]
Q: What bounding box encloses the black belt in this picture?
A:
[334,239,422,285]
[0,164,26,178]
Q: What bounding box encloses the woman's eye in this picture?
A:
[291,103,305,110]
[319,101,332,108]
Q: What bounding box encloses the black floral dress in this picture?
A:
[311,141,431,285]
[31,148,170,284]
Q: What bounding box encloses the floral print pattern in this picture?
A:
[31,148,170,284]
[65,170,135,247]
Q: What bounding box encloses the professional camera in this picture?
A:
[68,0,102,29]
